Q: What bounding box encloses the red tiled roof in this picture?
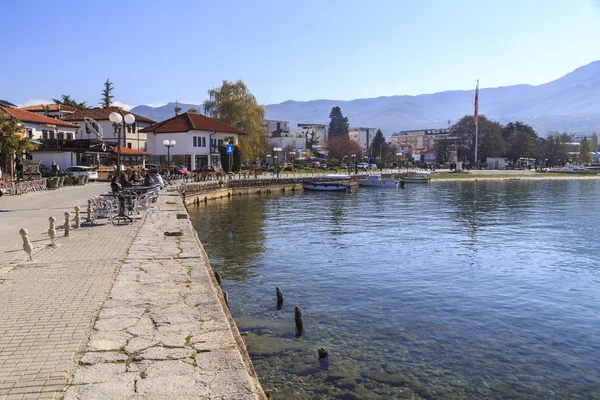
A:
[111,147,151,156]
[22,104,77,112]
[62,107,156,124]
[0,105,78,128]
[140,112,246,135]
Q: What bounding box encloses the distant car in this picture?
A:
[340,163,347,169]
[202,165,221,173]
[173,164,190,176]
[367,164,378,170]
[356,163,368,170]
[144,163,158,170]
[64,166,98,181]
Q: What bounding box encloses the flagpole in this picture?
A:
[474,79,479,167]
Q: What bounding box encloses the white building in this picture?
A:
[141,112,246,171]
[269,130,306,153]
[1,105,78,141]
[62,107,156,151]
[263,119,289,135]
[348,127,377,152]
[297,123,328,145]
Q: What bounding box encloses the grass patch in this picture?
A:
[185,334,192,347]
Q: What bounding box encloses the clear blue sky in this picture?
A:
[1,0,599,109]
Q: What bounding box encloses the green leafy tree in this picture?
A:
[101,78,114,108]
[502,121,538,162]
[591,132,598,152]
[52,94,87,109]
[203,80,266,162]
[450,115,506,163]
[371,129,386,160]
[536,133,570,166]
[0,113,35,177]
[579,138,592,164]
[305,129,319,150]
[328,106,349,138]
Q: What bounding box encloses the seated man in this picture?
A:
[110,175,122,193]
[143,172,154,186]
[120,173,133,188]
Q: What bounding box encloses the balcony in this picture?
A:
[34,139,117,152]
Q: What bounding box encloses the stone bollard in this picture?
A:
[74,206,81,229]
[19,228,33,261]
[86,200,92,222]
[64,212,71,237]
[48,217,57,246]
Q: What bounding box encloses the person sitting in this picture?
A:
[143,172,153,186]
[130,171,140,183]
[110,175,122,193]
[120,173,133,188]
[151,170,164,188]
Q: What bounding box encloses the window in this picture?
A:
[127,142,132,149]
[27,129,33,138]
[57,132,64,140]
[201,137,206,147]
[49,131,55,140]
[67,133,73,140]
[42,130,48,139]
[193,137,197,147]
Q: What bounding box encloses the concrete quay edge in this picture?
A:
[62,191,266,400]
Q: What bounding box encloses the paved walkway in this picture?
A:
[0,186,265,399]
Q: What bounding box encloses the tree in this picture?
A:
[327,135,361,161]
[502,121,538,162]
[591,132,598,152]
[450,115,506,163]
[305,129,319,150]
[536,133,570,166]
[52,94,87,109]
[328,106,349,138]
[0,113,35,177]
[101,78,114,108]
[371,129,386,160]
[579,138,592,164]
[203,80,266,162]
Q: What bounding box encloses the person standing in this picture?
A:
[51,160,59,176]
[14,156,23,180]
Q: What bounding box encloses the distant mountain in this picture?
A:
[131,61,600,136]
[131,102,201,123]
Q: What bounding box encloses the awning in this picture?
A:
[110,147,152,156]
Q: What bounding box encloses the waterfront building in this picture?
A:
[269,129,306,154]
[348,127,377,153]
[63,107,155,151]
[21,104,77,120]
[297,123,328,145]
[391,128,450,152]
[262,119,290,135]
[141,111,246,171]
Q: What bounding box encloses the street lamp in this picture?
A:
[273,147,282,178]
[396,152,402,173]
[289,151,296,173]
[109,111,135,177]
[163,139,176,175]
[351,153,357,174]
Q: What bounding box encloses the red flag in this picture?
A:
[474,80,479,125]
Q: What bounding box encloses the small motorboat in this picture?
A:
[399,175,431,183]
[301,181,351,192]
[357,175,400,188]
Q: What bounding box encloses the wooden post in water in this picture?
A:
[294,305,303,337]
[214,271,222,286]
[276,287,283,310]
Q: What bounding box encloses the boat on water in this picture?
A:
[357,174,401,188]
[301,181,351,192]
[399,176,431,183]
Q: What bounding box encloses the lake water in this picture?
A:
[189,180,600,399]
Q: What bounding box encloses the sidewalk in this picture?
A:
[0,186,265,399]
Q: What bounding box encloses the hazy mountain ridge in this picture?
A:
[131,61,600,136]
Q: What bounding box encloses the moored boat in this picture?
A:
[301,181,351,192]
[357,175,400,188]
[399,176,430,183]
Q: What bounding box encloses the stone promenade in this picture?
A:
[0,184,265,399]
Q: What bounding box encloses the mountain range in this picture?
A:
[131,61,600,137]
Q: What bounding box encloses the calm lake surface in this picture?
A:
[189,180,600,399]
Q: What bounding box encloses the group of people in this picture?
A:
[111,169,164,193]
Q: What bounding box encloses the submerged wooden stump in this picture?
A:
[276,287,283,310]
[294,305,303,337]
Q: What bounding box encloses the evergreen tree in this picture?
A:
[591,132,598,152]
[52,94,87,109]
[203,80,266,162]
[101,78,114,108]
[371,129,386,159]
[328,106,349,138]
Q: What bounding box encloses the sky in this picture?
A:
[1,0,600,110]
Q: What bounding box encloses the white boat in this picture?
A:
[357,175,399,188]
[301,181,351,192]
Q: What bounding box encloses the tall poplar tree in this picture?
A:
[328,106,349,138]
[101,78,114,108]
[203,80,266,162]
